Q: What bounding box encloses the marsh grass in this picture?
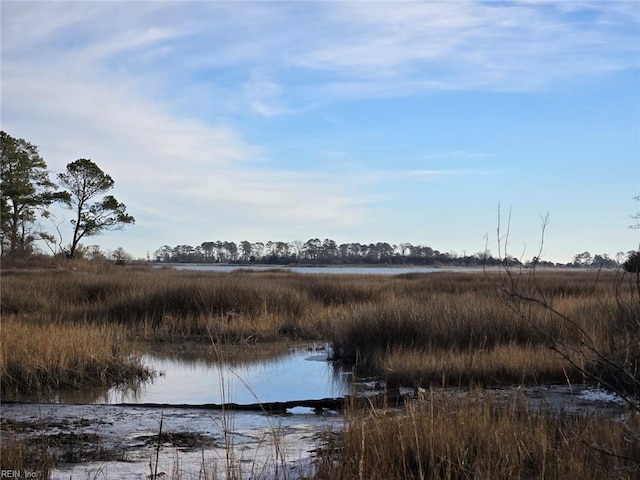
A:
[1,267,634,390]
[0,422,54,479]
[313,392,640,480]
[2,266,638,479]
[382,343,586,387]
[329,270,638,388]
[0,319,151,393]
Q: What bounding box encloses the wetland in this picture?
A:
[1,263,638,479]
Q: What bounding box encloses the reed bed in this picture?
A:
[1,265,638,479]
[313,392,640,480]
[0,429,53,477]
[382,343,587,387]
[1,267,636,390]
[0,318,151,393]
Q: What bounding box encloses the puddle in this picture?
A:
[109,345,350,405]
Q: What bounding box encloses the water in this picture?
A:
[0,344,353,405]
[107,345,351,405]
[1,345,350,479]
[167,264,491,275]
[2,343,631,480]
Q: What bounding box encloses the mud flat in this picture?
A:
[2,381,630,479]
[1,401,342,480]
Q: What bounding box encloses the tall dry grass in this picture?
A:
[0,319,151,393]
[0,428,53,478]
[1,267,635,390]
[313,392,640,480]
[329,270,638,389]
[1,266,638,478]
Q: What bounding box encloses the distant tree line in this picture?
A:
[153,239,632,268]
[153,239,505,266]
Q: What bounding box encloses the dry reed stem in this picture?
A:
[1,319,150,392]
[314,392,640,480]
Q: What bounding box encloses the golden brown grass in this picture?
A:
[0,318,151,393]
[382,343,587,387]
[1,265,638,479]
[1,267,636,390]
[313,392,640,480]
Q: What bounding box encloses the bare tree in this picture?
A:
[491,208,639,411]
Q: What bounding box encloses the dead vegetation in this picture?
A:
[313,391,640,480]
[1,267,636,393]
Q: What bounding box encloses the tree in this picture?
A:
[154,245,173,262]
[0,131,66,257]
[240,240,252,261]
[303,238,321,260]
[112,247,132,265]
[321,238,338,261]
[572,251,592,267]
[631,194,640,230]
[623,251,640,273]
[57,159,134,258]
[200,241,217,262]
[224,241,238,261]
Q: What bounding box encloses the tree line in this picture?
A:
[153,240,630,268]
[154,240,504,266]
[0,131,134,259]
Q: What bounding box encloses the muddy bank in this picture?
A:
[1,401,342,479]
[2,383,630,479]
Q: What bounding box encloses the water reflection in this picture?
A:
[105,343,351,405]
[1,343,352,405]
[2,380,145,404]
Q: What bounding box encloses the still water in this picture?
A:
[107,345,351,404]
[1,344,355,405]
[2,345,349,479]
[168,264,490,275]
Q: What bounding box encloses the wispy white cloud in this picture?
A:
[408,169,492,178]
[1,1,637,257]
[243,70,292,117]
[289,1,639,92]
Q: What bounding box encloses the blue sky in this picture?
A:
[2,1,639,262]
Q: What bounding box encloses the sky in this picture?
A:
[1,0,639,263]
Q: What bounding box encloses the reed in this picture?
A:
[1,267,635,390]
[382,343,586,387]
[0,423,54,478]
[0,318,151,393]
[313,392,640,480]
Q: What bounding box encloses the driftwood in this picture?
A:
[2,392,409,414]
[116,398,345,414]
[115,391,408,414]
